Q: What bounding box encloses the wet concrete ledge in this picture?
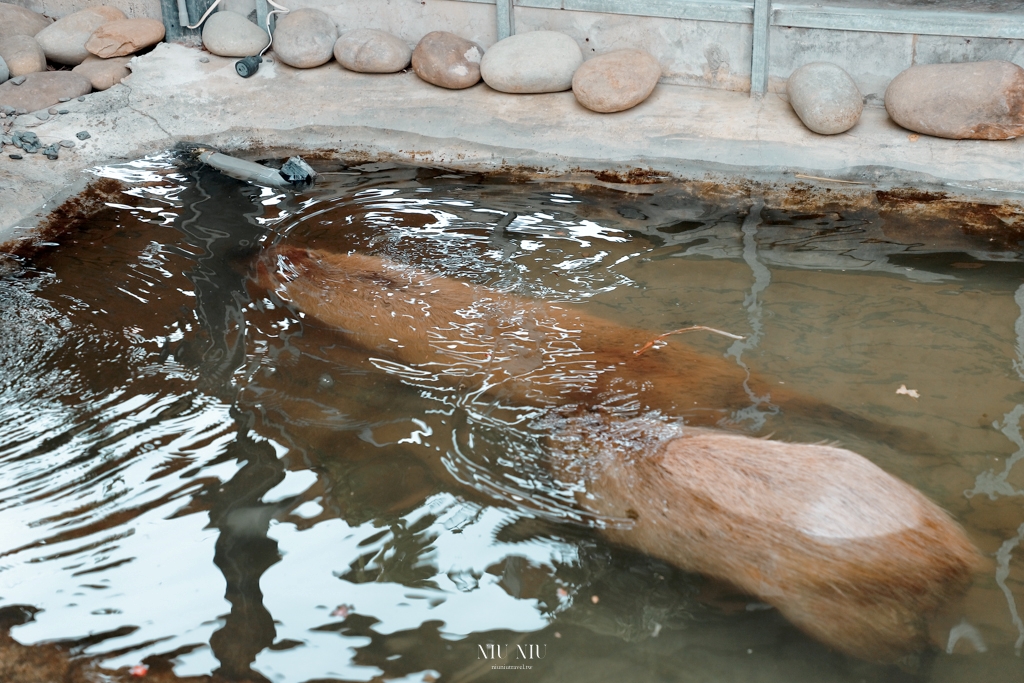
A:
[2,41,1024,246]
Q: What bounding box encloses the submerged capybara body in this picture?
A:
[256,245,980,662]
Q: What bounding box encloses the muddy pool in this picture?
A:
[1,154,1024,682]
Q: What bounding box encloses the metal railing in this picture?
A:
[466,0,1024,95]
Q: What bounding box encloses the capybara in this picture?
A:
[255,245,981,662]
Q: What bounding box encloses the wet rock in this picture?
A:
[10,75,25,85]
[273,8,337,69]
[9,153,21,159]
[11,130,40,153]
[73,55,131,91]
[0,55,7,84]
[480,30,582,94]
[572,49,661,113]
[333,28,410,74]
[76,130,90,140]
[787,62,863,135]
[0,3,51,39]
[0,34,46,77]
[35,6,126,65]
[885,61,1024,140]
[58,108,68,114]
[42,142,58,159]
[412,31,483,90]
[201,10,268,58]
[0,71,92,113]
[86,18,165,58]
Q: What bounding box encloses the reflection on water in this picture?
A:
[1,155,1024,681]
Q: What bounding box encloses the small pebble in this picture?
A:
[76,130,90,140]
[199,56,209,63]
[9,154,22,159]
[16,109,26,115]
[34,111,48,120]
[47,107,57,115]
[11,75,26,85]
[59,97,70,102]
[46,153,57,160]
[58,139,75,148]
[77,96,85,101]
[0,113,5,119]
[58,109,68,114]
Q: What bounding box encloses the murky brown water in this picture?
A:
[1,154,1024,682]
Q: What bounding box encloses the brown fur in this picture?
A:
[256,245,981,662]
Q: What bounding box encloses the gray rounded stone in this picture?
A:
[787,62,863,135]
[35,6,126,65]
[572,49,661,113]
[412,31,483,90]
[0,71,92,113]
[73,55,132,91]
[480,30,582,94]
[0,55,8,84]
[0,3,51,39]
[0,34,46,77]
[202,10,269,58]
[333,28,410,74]
[272,8,337,69]
[885,60,1024,140]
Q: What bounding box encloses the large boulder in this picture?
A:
[480,30,582,94]
[572,49,661,113]
[86,17,165,58]
[885,60,1024,140]
[73,54,131,90]
[333,28,410,74]
[0,3,51,39]
[787,62,863,135]
[0,34,46,77]
[412,31,483,89]
[202,10,269,58]
[272,8,337,69]
[0,71,92,112]
[35,6,126,65]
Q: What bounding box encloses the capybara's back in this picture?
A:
[554,416,980,662]
[256,245,981,662]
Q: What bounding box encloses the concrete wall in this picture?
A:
[10,0,162,19]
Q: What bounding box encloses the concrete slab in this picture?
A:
[2,41,1023,245]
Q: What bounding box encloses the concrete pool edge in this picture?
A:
[3,41,1024,248]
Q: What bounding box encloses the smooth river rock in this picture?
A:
[787,62,863,135]
[0,71,92,112]
[73,54,131,90]
[0,34,46,77]
[412,31,483,89]
[0,3,51,38]
[86,17,165,58]
[333,28,410,73]
[572,49,661,113]
[885,60,1024,140]
[202,10,269,57]
[36,6,126,65]
[272,8,337,69]
[480,30,582,94]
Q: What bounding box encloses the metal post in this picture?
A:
[497,0,515,41]
[750,0,771,95]
[160,0,216,43]
[255,0,276,36]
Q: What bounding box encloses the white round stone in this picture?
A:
[334,28,410,74]
[480,30,582,94]
[202,10,269,58]
[786,62,863,135]
[272,8,338,69]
